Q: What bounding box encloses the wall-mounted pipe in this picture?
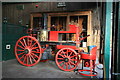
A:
[43,13,48,30]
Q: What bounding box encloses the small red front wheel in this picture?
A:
[15,36,42,66]
[55,48,79,71]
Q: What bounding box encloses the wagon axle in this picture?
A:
[24,49,30,54]
[64,58,69,62]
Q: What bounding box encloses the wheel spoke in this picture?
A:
[31,53,39,59]
[68,62,73,69]
[23,39,27,47]
[19,54,26,60]
[17,49,24,51]
[65,63,68,70]
[70,55,77,58]
[29,54,37,62]
[17,44,24,49]
[58,61,64,65]
[69,61,76,66]
[61,62,65,68]
[66,49,69,56]
[31,51,40,54]
[23,55,27,63]
[31,42,37,48]
[26,55,28,65]
[57,58,64,60]
[17,52,24,56]
[69,52,73,56]
[61,50,66,57]
[58,54,65,58]
[32,47,39,50]
[29,55,33,64]
[70,59,78,61]
[19,41,25,47]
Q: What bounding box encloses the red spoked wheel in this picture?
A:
[55,48,79,71]
[15,36,42,67]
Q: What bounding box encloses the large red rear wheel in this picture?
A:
[55,48,79,71]
[15,36,42,66]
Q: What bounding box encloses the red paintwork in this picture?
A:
[55,48,79,71]
[78,70,97,76]
[78,46,97,76]
[80,47,97,60]
[41,48,46,54]
[56,45,77,50]
[15,24,96,75]
[40,59,49,62]
[15,36,42,67]
[49,25,78,41]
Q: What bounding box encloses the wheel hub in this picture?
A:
[24,49,29,54]
[64,58,69,62]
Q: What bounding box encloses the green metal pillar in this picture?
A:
[104,1,113,79]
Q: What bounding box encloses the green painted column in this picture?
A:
[104,1,113,79]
